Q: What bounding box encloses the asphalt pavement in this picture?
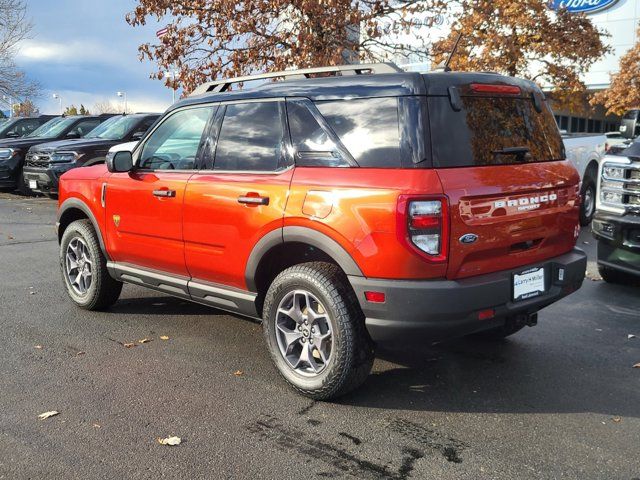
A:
[0,192,638,480]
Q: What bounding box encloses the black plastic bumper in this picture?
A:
[348,248,587,344]
[592,212,640,277]
[22,166,62,194]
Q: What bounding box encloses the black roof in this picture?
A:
[171,70,542,113]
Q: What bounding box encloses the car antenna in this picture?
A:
[442,32,463,72]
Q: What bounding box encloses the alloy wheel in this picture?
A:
[275,289,333,376]
[65,237,93,295]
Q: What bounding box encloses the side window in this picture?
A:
[315,98,402,168]
[8,119,40,136]
[286,100,350,167]
[69,119,100,137]
[133,116,157,136]
[139,107,214,170]
[214,101,286,171]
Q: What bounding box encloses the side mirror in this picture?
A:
[66,132,80,139]
[107,151,134,173]
[130,131,144,141]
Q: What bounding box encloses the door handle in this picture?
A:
[153,189,176,198]
[238,195,269,206]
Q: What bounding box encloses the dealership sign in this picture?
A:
[549,0,619,14]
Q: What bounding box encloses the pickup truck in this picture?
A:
[562,133,606,225]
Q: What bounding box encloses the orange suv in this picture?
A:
[57,63,586,399]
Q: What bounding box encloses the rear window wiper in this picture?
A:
[492,147,531,162]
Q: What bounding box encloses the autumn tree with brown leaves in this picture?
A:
[591,22,640,115]
[12,99,38,117]
[431,1,610,108]
[126,0,444,94]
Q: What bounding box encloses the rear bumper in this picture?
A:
[592,211,640,277]
[348,248,586,344]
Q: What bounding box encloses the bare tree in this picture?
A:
[93,100,120,114]
[0,0,39,102]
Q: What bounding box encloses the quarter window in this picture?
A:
[214,102,286,171]
[315,98,402,167]
[139,107,214,170]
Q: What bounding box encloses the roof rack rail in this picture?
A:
[190,62,403,96]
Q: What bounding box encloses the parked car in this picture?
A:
[592,140,640,283]
[562,133,606,225]
[22,113,159,198]
[0,115,56,139]
[56,64,586,399]
[0,114,115,193]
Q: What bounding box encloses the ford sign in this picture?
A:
[549,0,619,14]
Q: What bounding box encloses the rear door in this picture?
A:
[427,84,581,280]
[105,105,215,276]
[183,99,293,291]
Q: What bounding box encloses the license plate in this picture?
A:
[28,180,37,189]
[513,267,545,301]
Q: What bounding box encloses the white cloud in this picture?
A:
[17,39,121,65]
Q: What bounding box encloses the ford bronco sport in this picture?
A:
[56,63,586,399]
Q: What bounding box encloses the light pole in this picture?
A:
[52,93,62,115]
[117,91,127,113]
[2,95,12,117]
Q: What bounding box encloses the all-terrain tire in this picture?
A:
[60,219,122,310]
[263,262,374,400]
[579,177,596,226]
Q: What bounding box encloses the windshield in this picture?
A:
[85,115,139,140]
[27,117,76,138]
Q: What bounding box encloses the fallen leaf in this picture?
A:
[92,423,101,429]
[123,343,136,348]
[582,241,589,245]
[612,416,621,423]
[29,291,36,295]
[634,363,640,368]
[38,411,59,420]
[158,436,181,446]
[160,336,169,340]
[233,370,244,376]
[628,334,636,339]
[76,351,85,356]
[595,329,603,332]
[7,235,13,240]
[138,338,151,344]
[34,345,43,349]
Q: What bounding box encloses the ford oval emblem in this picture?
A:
[459,233,478,245]
[549,0,619,15]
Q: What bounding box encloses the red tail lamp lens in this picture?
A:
[478,309,495,320]
[470,84,521,95]
[365,291,386,303]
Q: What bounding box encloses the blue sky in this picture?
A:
[16,0,176,115]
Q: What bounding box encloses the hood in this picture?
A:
[30,137,119,154]
[0,137,57,150]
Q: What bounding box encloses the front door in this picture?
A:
[105,105,216,276]
[183,99,293,290]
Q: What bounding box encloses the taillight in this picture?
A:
[398,196,449,263]
[470,83,521,95]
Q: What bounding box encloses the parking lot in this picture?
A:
[0,192,638,479]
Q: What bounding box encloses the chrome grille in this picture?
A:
[600,160,640,212]
[25,152,51,168]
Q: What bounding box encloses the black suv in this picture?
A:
[0,115,56,139]
[0,114,115,193]
[23,113,159,197]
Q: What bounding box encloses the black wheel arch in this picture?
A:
[245,226,363,296]
[57,198,110,260]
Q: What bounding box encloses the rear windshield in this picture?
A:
[428,96,564,167]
